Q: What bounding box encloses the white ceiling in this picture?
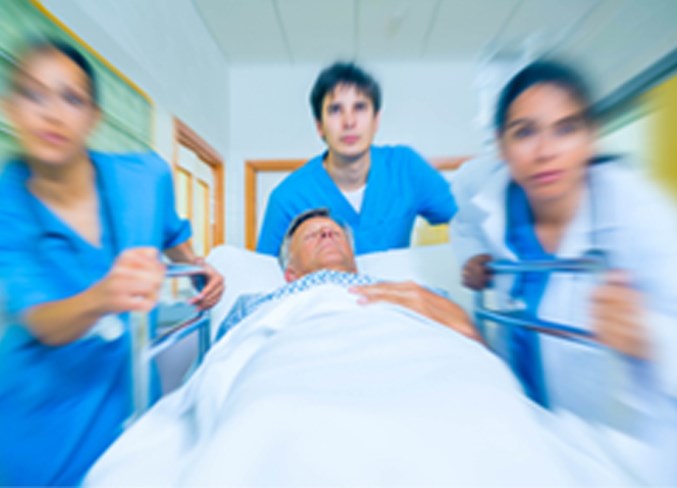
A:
[193,0,677,97]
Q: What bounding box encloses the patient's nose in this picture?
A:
[319,227,338,240]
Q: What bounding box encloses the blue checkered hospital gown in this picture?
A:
[216,270,379,339]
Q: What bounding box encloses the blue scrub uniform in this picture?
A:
[0,151,191,486]
[256,145,457,256]
[504,182,552,406]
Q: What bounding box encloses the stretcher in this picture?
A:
[474,254,608,348]
[127,264,211,424]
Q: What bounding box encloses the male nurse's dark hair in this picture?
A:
[310,62,381,122]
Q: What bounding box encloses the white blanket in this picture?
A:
[87,285,625,486]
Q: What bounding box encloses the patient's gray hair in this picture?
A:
[278,208,354,269]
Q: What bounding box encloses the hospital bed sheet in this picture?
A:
[87,285,625,486]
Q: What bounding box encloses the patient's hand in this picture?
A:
[591,271,649,360]
[350,281,480,341]
[462,254,492,291]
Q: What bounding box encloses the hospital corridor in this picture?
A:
[1,0,676,486]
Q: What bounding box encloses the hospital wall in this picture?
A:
[598,71,677,200]
[225,62,485,247]
[647,74,677,199]
[39,0,230,162]
[7,1,487,250]
[19,2,677,249]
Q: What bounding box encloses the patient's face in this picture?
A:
[285,217,357,282]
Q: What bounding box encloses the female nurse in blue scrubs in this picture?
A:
[0,39,224,485]
[455,61,677,483]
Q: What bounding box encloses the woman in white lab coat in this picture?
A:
[455,60,677,483]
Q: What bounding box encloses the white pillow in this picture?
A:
[206,243,472,336]
[206,245,284,334]
[356,244,472,312]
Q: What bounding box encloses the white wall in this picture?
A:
[40,0,230,159]
[38,2,487,248]
[599,113,653,174]
[226,61,484,246]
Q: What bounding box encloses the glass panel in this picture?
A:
[193,180,208,257]
[257,171,289,237]
[175,168,191,221]
[195,157,215,233]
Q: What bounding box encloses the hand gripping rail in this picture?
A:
[128,264,211,424]
[474,254,608,349]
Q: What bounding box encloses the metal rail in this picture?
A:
[127,264,211,424]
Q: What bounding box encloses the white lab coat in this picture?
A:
[453,160,677,484]
[449,152,503,265]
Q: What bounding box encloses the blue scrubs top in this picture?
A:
[256,145,457,256]
[0,151,191,486]
[505,182,552,406]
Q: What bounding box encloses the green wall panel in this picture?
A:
[0,0,153,166]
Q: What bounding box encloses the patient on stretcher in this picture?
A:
[218,207,476,341]
[86,207,658,486]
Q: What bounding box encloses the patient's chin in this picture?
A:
[298,263,356,278]
[290,256,357,282]
[283,268,298,283]
[316,249,354,270]
[321,261,357,274]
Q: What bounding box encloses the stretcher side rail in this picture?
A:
[474,255,607,347]
[128,264,211,425]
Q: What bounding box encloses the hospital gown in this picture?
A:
[216,269,454,339]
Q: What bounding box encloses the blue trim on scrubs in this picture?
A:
[0,151,191,486]
[256,145,457,256]
[505,182,551,407]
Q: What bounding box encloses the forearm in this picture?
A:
[20,248,165,346]
[164,241,224,310]
[23,287,105,346]
[164,241,198,264]
[352,281,482,343]
[421,289,481,342]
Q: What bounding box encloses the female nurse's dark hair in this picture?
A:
[12,38,99,106]
[310,62,381,121]
[494,60,593,133]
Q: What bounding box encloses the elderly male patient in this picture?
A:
[217,208,476,340]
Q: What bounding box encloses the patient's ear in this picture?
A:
[315,120,326,142]
[284,267,297,283]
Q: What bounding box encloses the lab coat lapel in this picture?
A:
[467,167,520,307]
[471,166,615,261]
[554,185,592,258]
[470,166,516,260]
[535,180,601,331]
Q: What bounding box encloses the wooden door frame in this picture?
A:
[245,159,305,250]
[429,156,471,171]
[173,118,225,246]
[243,156,471,251]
